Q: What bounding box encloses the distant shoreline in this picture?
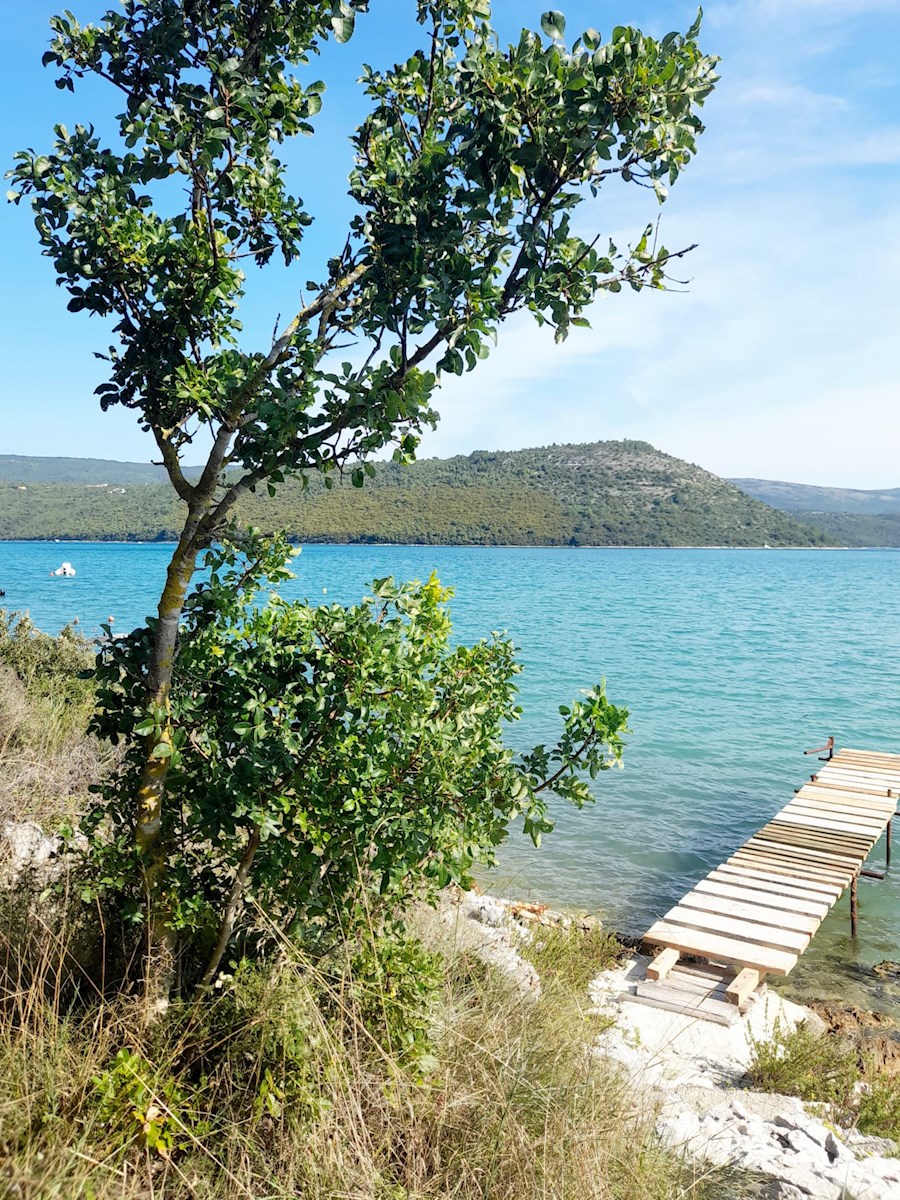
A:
[0,539,876,551]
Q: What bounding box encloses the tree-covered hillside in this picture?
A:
[788,511,900,548]
[0,441,830,546]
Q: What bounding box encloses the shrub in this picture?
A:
[748,1018,900,1140]
[84,540,629,991]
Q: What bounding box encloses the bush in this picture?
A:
[748,1018,900,1140]
[84,541,629,991]
[0,611,111,829]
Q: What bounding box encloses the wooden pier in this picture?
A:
[635,746,897,1022]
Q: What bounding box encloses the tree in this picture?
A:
[9,1,717,993]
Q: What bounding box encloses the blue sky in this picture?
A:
[2,0,898,486]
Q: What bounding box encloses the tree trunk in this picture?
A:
[134,517,205,1011]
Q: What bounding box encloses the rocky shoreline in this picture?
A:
[440,888,900,1200]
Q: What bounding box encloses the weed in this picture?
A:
[748,1018,900,1141]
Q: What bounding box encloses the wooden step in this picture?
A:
[643,921,798,976]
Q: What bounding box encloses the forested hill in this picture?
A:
[0,441,831,547]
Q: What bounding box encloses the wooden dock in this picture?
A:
[636,747,897,1020]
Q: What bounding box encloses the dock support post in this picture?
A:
[850,874,858,938]
[887,818,892,870]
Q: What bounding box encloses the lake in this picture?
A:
[2,540,898,1011]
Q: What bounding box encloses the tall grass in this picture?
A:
[0,898,751,1200]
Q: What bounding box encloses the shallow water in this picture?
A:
[2,541,898,1012]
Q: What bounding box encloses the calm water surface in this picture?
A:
[2,541,898,1011]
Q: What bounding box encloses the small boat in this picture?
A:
[51,562,77,577]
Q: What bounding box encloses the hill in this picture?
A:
[730,478,900,517]
[0,441,831,547]
[0,455,172,485]
[730,477,900,546]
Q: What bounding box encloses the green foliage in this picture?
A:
[748,1019,861,1113]
[92,1047,197,1157]
[748,1019,900,1140]
[82,536,628,982]
[0,609,93,698]
[329,927,443,1071]
[8,3,717,507]
[857,1069,900,1142]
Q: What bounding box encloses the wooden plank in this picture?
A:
[627,984,746,1026]
[780,802,888,832]
[712,863,841,898]
[799,782,896,805]
[796,791,896,816]
[662,906,810,953]
[817,765,900,783]
[727,849,851,883]
[643,921,798,976]
[816,768,900,790]
[744,836,861,867]
[739,840,859,878]
[758,822,872,853]
[778,814,886,842]
[705,874,834,913]
[725,967,762,1007]
[731,843,852,873]
[646,947,679,981]
[831,750,900,769]
[678,889,820,934]
[828,757,900,776]
[763,820,872,848]
[732,856,853,889]
[760,819,873,849]
[774,808,878,832]
[829,755,900,770]
[839,748,900,765]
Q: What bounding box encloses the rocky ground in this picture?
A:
[440,889,900,1200]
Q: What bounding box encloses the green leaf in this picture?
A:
[331,12,355,43]
[541,10,566,39]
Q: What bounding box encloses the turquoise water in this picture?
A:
[2,541,898,1010]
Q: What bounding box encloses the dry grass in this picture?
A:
[0,613,115,831]
[0,896,756,1200]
